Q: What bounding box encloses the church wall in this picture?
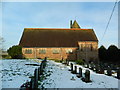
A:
[22,47,77,60]
[77,41,98,62]
[22,41,98,62]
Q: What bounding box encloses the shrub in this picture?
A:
[7,45,23,59]
[76,59,84,65]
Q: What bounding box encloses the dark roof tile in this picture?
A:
[19,28,98,47]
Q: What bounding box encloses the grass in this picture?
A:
[49,58,63,63]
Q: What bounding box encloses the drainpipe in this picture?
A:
[85,42,87,62]
[60,47,62,60]
[34,47,37,59]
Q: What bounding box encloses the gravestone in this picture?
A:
[110,64,114,70]
[93,64,96,71]
[82,70,91,83]
[90,62,94,70]
[107,66,112,76]
[95,64,100,73]
[38,67,40,80]
[77,67,82,78]
[67,60,69,66]
[44,57,47,61]
[70,63,73,71]
[85,70,90,82]
[40,63,43,75]
[30,77,34,89]
[34,69,38,89]
[75,66,77,74]
[86,63,89,68]
[99,66,104,74]
[72,66,77,74]
[71,76,75,80]
[117,69,120,79]
[83,62,86,67]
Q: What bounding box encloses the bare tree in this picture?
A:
[0,36,4,51]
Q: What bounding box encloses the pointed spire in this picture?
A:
[71,20,80,29]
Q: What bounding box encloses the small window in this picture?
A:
[39,49,46,54]
[53,49,60,54]
[66,49,73,54]
[25,49,32,54]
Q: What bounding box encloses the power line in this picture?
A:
[100,0,118,45]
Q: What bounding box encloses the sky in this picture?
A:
[1,2,118,50]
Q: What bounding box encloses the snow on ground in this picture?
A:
[41,60,119,89]
[0,59,41,88]
[0,59,119,89]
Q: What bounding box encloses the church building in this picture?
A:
[19,20,98,62]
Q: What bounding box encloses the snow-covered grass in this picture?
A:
[41,60,119,89]
[0,59,119,89]
[0,59,41,88]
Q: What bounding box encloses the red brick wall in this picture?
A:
[22,47,77,60]
[77,41,98,62]
[22,41,98,61]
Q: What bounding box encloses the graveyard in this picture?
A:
[8,58,119,89]
[38,59,119,89]
[1,58,120,89]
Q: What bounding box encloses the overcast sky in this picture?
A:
[2,2,118,50]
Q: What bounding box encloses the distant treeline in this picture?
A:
[98,45,120,63]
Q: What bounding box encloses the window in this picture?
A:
[66,49,73,54]
[39,49,46,54]
[91,44,93,51]
[53,49,60,54]
[80,44,83,51]
[25,49,32,54]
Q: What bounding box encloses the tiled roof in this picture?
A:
[19,28,98,47]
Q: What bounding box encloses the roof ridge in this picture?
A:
[24,28,93,30]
